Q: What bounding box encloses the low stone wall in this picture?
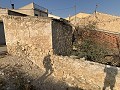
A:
[15,49,120,90]
[37,55,120,90]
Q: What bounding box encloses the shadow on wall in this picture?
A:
[36,54,84,90]
[34,54,84,90]
[43,54,54,75]
[40,54,54,83]
[103,66,118,90]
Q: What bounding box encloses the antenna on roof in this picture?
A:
[74,0,77,24]
[95,4,98,13]
[74,5,76,24]
[10,0,14,9]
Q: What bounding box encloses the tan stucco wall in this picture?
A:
[0,9,8,16]
[48,14,61,19]
[12,9,35,16]
[66,12,90,20]
[19,3,34,9]
[16,3,35,16]
[14,3,48,17]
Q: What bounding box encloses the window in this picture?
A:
[35,14,38,16]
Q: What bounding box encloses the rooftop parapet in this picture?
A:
[34,3,48,13]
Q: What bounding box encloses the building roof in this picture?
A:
[48,14,61,19]
[65,12,91,20]
[19,2,48,13]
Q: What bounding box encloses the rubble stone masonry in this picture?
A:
[2,16,72,56]
[3,16,53,54]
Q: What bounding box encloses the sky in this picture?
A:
[0,0,120,18]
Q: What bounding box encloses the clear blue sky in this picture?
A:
[0,0,120,18]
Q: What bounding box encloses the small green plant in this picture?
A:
[73,21,109,61]
[79,38,108,61]
[72,21,120,66]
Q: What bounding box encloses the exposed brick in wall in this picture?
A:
[75,29,120,54]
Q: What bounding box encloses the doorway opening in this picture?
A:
[0,22,7,54]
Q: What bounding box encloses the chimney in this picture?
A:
[11,4,14,9]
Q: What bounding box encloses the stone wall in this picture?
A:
[46,55,120,90]
[2,16,72,56]
[12,52,120,90]
[52,19,72,56]
[22,53,120,90]
[0,9,8,16]
[3,16,53,55]
[50,55,120,90]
